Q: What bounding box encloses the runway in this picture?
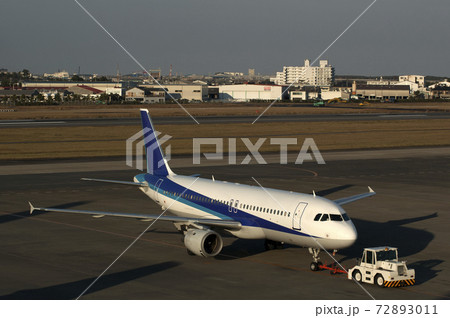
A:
[0,148,449,299]
[1,112,450,128]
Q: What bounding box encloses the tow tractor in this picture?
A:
[347,247,415,287]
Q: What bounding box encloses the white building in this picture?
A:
[23,82,123,94]
[141,84,208,101]
[394,80,419,93]
[125,87,165,103]
[428,79,450,89]
[289,88,321,101]
[399,75,425,88]
[367,77,397,85]
[272,59,334,87]
[321,90,350,101]
[223,72,244,77]
[219,84,288,101]
[43,71,70,79]
[105,87,124,96]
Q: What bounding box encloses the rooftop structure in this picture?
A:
[399,75,425,88]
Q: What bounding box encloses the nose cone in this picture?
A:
[342,221,358,247]
[349,221,358,239]
[331,221,358,249]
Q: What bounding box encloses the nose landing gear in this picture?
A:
[309,247,322,271]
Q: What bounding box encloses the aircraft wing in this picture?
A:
[28,202,241,230]
[334,186,376,206]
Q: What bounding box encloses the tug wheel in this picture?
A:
[375,274,385,287]
[353,270,362,282]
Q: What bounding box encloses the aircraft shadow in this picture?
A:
[339,212,437,260]
[0,261,180,300]
[0,201,92,225]
[315,184,354,197]
[217,213,437,270]
[216,238,266,260]
[407,259,443,286]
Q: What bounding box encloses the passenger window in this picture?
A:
[314,214,322,221]
[320,214,329,221]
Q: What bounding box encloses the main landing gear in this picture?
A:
[309,247,322,271]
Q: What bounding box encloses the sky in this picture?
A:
[1,0,449,77]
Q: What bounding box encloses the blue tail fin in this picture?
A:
[140,109,173,176]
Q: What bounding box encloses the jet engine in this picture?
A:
[184,229,223,257]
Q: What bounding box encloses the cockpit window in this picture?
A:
[330,214,343,221]
[320,214,329,221]
[342,213,350,221]
[314,214,322,221]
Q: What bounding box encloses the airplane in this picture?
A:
[29,109,376,271]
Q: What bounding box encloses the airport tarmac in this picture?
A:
[1,112,450,128]
[0,149,449,299]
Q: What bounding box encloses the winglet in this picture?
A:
[312,190,316,197]
[29,202,35,215]
[368,186,375,193]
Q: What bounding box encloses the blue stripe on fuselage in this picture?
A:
[135,173,319,238]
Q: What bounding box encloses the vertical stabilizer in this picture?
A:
[140,109,174,176]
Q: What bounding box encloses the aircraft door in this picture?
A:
[154,179,164,202]
[292,202,308,230]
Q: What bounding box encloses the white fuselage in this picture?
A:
[135,174,358,251]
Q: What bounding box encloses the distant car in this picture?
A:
[313,100,325,107]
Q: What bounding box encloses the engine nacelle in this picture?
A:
[184,229,223,257]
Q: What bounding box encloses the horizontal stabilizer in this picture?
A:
[81,178,147,187]
[29,202,35,214]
